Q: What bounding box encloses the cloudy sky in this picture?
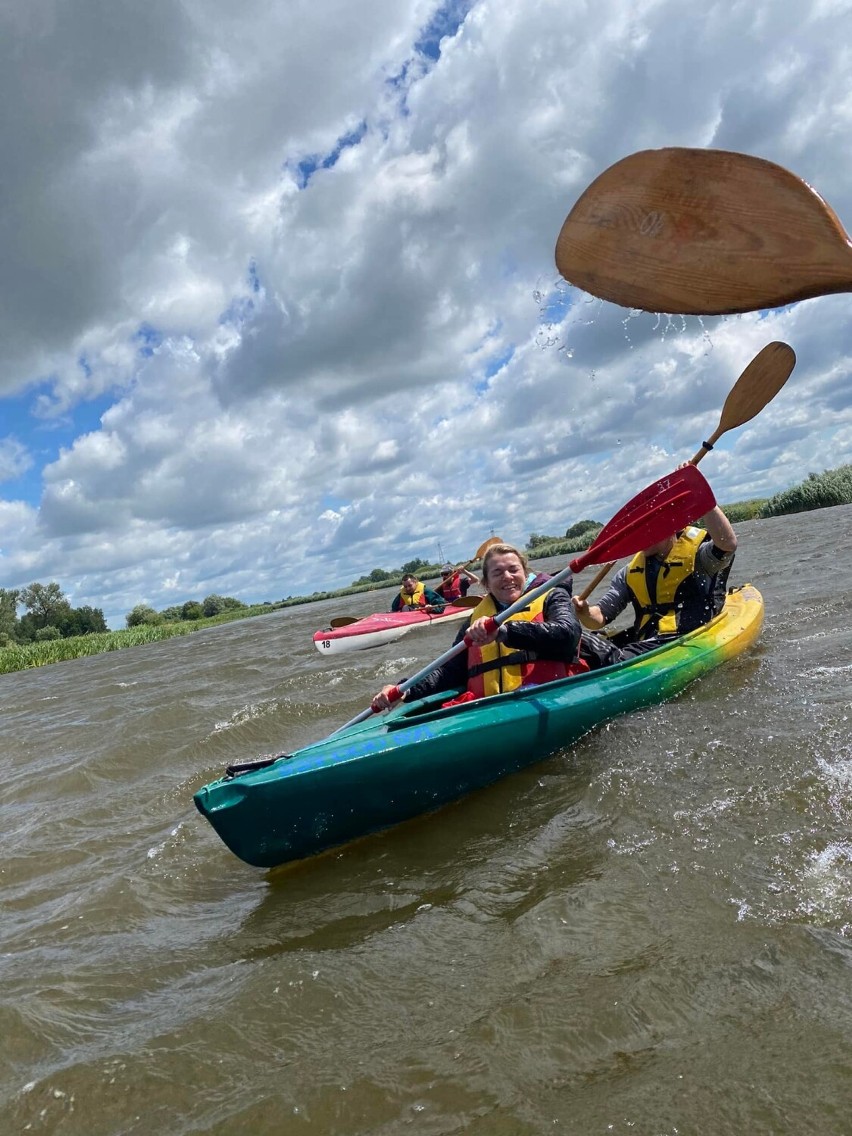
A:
[2,0,851,628]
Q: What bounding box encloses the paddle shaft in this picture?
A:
[555,147,852,315]
[577,560,616,601]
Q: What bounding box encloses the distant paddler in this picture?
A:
[391,573,447,615]
[435,563,479,603]
[434,536,502,602]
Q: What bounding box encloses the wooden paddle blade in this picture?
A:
[555,148,852,315]
[472,536,502,561]
[452,595,482,609]
[569,464,715,573]
[716,342,796,431]
[692,341,796,463]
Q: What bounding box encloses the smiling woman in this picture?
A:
[369,542,584,710]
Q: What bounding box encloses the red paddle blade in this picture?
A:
[570,465,716,573]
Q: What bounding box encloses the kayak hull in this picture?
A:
[196,585,764,868]
[312,604,472,654]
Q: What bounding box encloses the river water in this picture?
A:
[2,505,851,1135]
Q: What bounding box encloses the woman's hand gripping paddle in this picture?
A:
[334,464,715,732]
[555,147,852,315]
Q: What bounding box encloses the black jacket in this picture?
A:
[404,576,580,701]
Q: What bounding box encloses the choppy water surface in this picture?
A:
[2,507,852,1135]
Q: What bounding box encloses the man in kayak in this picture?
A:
[574,498,737,668]
[435,563,478,602]
[391,573,447,614]
[372,544,584,709]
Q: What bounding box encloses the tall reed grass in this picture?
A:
[0,621,213,674]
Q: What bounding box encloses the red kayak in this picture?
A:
[313,604,474,655]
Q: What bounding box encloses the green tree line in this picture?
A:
[0,582,108,647]
[125,594,249,628]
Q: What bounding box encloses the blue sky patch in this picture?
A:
[0,388,117,506]
[415,0,474,60]
[135,323,163,358]
[296,120,368,189]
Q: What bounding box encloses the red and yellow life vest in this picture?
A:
[398,582,427,608]
[465,592,585,698]
[626,526,706,636]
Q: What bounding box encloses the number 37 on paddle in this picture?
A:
[554,147,852,316]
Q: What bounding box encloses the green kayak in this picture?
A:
[194,584,764,868]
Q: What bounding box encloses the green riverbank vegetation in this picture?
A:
[3,464,852,674]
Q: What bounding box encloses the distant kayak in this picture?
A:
[196,584,764,869]
[312,602,474,654]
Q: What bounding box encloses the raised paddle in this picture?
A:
[555,147,852,315]
[456,535,503,572]
[334,463,715,731]
[568,462,714,573]
[568,340,797,594]
[689,341,796,463]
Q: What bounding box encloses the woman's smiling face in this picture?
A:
[484,553,526,606]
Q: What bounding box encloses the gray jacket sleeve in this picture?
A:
[595,567,631,624]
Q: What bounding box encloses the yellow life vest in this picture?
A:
[465,591,577,697]
[626,526,706,636]
[398,582,426,608]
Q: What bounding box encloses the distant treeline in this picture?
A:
[126,594,251,627]
[0,581,107,648]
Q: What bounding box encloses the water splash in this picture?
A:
[534,276,728,364]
